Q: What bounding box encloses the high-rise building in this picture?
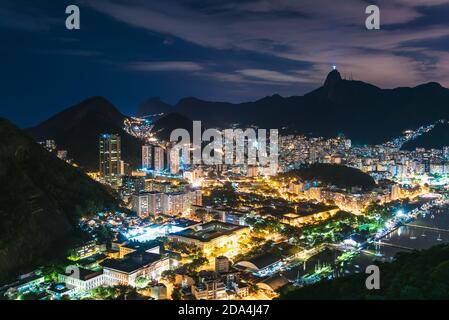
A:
[99,134,121,187]
[154,146,165,172]
[183,168,203,185]
[168,147,180,175]
[191,189,202,206]
[390,184,400,201]
[162,192,191,215]
[132,193,149,218]
[132,190,199,217]
[142,145,153,169]
[132,192,164,217]
[444,146,449,160]
[148,192,164,216]
[247,165,258,177]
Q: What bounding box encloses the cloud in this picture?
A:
[238,69,314,83]
[126,61,204,72]
[394,0,449,6]
[81,0,449,89]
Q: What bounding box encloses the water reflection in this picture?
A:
[284,206,449,282]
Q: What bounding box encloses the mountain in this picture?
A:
[28,97,142,171]
[135,96,172,118]
[0,118,117,282]
[402,122,449,150]
[151,112,195,142]
[152,70,449,144]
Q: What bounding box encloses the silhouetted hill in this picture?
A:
[0,118,117,282]
[28,97,142,171]
[135,96,172,117]
[156,70,449,144]
[282,163,376,191]
[402,121,449,150]
[280,244,449,299]
[151,112,194,141]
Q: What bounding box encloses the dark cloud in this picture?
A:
[80,0,449,87]
[2,0,449,127]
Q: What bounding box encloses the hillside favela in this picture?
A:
[3,1,449,304]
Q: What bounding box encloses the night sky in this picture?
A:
[2,0,449,127]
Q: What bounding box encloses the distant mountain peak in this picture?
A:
[177,96,201,105]
[59,96,122,120]
[82,96,111,104]
[324,69,342,87]
[27,97,142,170]
[75,96,117,112]
[414,82,443,90]
[322,68,343,100]
[136,96,172,117]
[152,112,194,141]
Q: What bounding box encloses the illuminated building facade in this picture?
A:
[132,190,200,217]
[142,145,153,169]
[168,221,249,256]
[101,252,170,287]
[192,279,227,300]
[154,146,165,172]
[99,134,121,187]
[168,147,180,174]
[59,268,105,293]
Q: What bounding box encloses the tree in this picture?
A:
[161,270,176,283]
[172,286,182,300]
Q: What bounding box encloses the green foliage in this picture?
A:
[161,270,176,283]
[0,119,118,283]
[284,210,363,247]
[42,264,65,282]
[90,285,136,300]
[135,276,151,288]
[171,286,182,300]
[204,182,239,206]
[282,163,376,191]
[165,241,203,259]
[186,257,209,272]
[280,244,449,300]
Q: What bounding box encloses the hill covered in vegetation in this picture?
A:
[283,163,376,191]
[27,97,142,171]
[402,122,449,151]
[0,118,117,283]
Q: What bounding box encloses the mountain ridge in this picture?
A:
[135,70,449,144]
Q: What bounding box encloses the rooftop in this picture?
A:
[259,275,290,292]
[63,268,103,281]
[122,240,161,251]
[101,252,163,274]
[172,221,247,242]
[237,252,282,271]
